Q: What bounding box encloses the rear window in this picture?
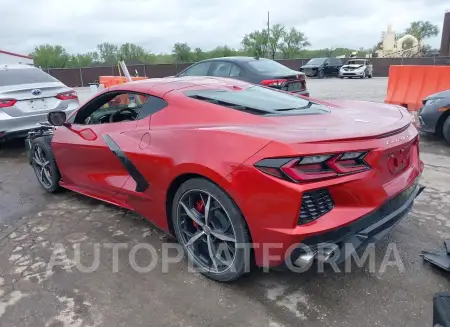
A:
[0,68,58,87]
[247,59,294,75]
[185,86,327,115]
[306,58,327,65]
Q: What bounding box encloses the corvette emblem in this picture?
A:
[386,133,412,145]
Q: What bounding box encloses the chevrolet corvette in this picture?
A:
[27,76,424,282]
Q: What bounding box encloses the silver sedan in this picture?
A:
[0,64,79,141]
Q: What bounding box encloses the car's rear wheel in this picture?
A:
[172,178,251,282]
[442,115,450,145]
[30,137,61,193]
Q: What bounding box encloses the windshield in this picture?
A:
[0,68,58,87]
[185,85,322,114]
[346,60,365,65]
[247,59,294,75]
[306,58,327,65]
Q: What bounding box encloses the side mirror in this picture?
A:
[323,62,329,66]
[48,111,67,126]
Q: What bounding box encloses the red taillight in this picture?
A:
[255,151,370,182]
[260,79,287,86]
[0,99,17,108]
[281,159,337,181]
[56,91,78,100]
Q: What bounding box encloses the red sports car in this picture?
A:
[27,77,424,282]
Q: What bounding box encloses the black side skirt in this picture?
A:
[103,134,149,193]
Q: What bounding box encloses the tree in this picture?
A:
[241,30,269,58]
[30,45,70,68]
[404,21,439,43]
[118,43,148,62]
[268,24,285,59]
[279,27,310,59]
[421,44,439,57]
[97,42,119,64]
[172,43,192,63]
[68,53,97,68]
[194,47,205,61]
[209,45,236,58]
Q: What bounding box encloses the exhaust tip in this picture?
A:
[293,251,316,267]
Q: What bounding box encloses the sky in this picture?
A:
[0,0,448,56]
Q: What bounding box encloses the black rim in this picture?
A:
[177,189,237,273]
[32,145,52,189]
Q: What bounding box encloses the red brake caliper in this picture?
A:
[193,200,205,229]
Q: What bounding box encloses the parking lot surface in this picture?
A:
[0,77,449,327]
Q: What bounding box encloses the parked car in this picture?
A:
[339,59,374,79]
[299,57,343,78]
[0,64,79,141]
[175,57,308,96]
[417,89,450,144]
[27,77,424,282]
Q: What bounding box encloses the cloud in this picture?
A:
[0,0,447,55]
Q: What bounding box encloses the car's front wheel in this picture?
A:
[172,178,251,282]
[442,115,450,145]
[318,70,325,79]
[30,137,61,193]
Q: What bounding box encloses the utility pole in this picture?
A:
[267,11,270,58]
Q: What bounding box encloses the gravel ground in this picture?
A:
[0,77,449,327]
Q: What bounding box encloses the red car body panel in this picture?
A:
[51,77,424,267]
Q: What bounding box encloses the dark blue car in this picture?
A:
[418,89,450,144]
[176,57,309,97]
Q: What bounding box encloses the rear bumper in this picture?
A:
[0,107,76,141]
[287,181,425,268]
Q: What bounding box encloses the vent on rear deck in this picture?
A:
[298,189,334,225]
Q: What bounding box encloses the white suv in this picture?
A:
[339,59,374,79]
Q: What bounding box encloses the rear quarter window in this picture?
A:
[0,68,58,87]
[184,85,327,116]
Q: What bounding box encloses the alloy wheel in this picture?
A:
[32,145,52,189]
[177,189,237,273]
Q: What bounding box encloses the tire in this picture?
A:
[318,70,325,79]
[172,178,251,282]
[368,74,373,78]
[339,76,344,79]
[30,136,62,193]
[360,71,366,79]
[442,115,450,145]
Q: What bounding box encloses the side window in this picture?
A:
[74,92,149,125]
[137,96,168,119]
[182,62,212,76]
[230,64,242,77]
[211,62,242,77]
